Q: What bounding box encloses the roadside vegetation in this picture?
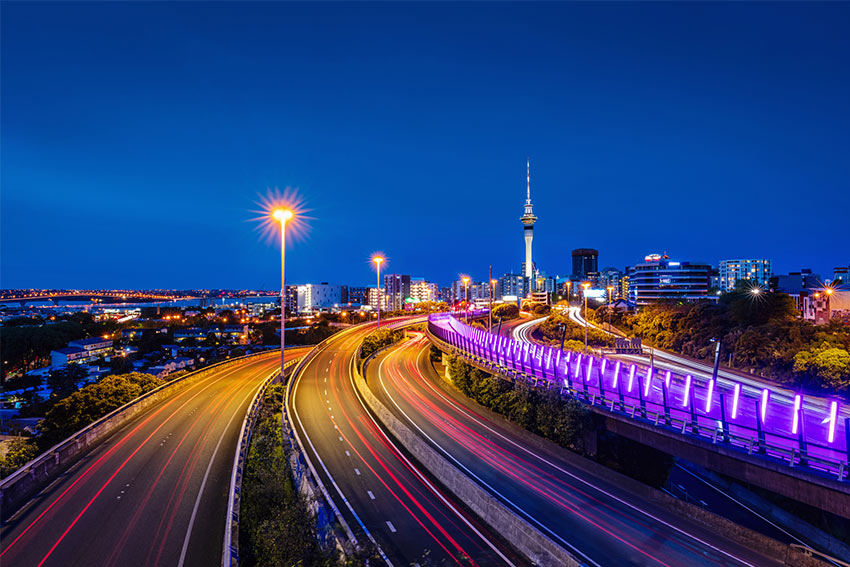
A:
[491,303,520,321]
[359,327,407,360]
[596,286,850,394]
[240,384,375,567]
[0,372,163,477]
[444,353,672,487]
[537,309,614,349]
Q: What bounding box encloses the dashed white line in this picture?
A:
[345,450,351,456]
[386,521,397,533]
[368,491,375,500]
[354,468,361,476]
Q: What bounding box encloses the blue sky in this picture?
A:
[2,2,848,289]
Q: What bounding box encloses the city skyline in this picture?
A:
[2,2,849,289]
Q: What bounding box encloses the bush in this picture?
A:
[38,372,161,447]
[360,328,405,360]
[492,303,520,321]
[0,438,39,478]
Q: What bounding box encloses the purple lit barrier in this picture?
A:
[427,314,850,479]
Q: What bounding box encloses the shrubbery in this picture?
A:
[491,303,520,321]
[360,327,406,360]
[537,310,614,348]
[601,289,850,393]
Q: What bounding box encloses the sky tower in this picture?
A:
[520,159,537,280]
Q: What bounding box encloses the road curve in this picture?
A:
[369,332,785,567]
[1,350,305,567]
[288,321,525,567]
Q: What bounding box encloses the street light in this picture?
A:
[606,285,614,331]
[565,281,572,304]
[462,276,470,323]
[373,256,384,327]
[581,282,591,353]
[272,208,294,374]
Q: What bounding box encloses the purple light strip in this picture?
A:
[613,361,621,388]
[792,394,801,435]
[705,379,715,413]
[665,370,671,389]
[627,364,636,392]
[683,375,692,408]
[731,383,741,419]
[586,357,594,382]
[760,389,769,423]
[644,367,653,398]
[574,354,582,379]
[828,401,838,443]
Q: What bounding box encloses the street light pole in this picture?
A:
[581,282,590,353]
[462,276,470,323]
[272,208,293,375]
[489,266,493,330]
[374,257,383,327]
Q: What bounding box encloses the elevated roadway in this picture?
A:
[369,332,788,567]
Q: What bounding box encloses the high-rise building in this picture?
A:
[520,160,537,280]
[718,259,772,292]
[345,286,370,306]
[296,283,342,312]
[409,279,438,302]
[628,254,712,305]
[834,265,849,286]
[598,267,624,299]
[284,285,298,314]
[572,249,599,280]
[368,287,385,311]
[383,274,411,311]
[499,273,528,300]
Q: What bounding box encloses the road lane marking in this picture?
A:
[406,344,759,567]
[177,374,267,567]
[290,330,392,566]
[351,353,516,567]
[386,521,397,533]
[368,491,375,500]
[354,468,361,476]
[345,450,351,456]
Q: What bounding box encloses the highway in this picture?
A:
[368,332,785,566]
[287,321,525,567]
[501,310,847,473]
[1,350,303,567]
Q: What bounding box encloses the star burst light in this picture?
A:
[251,187,312,246]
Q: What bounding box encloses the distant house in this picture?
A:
[50,336,114,368]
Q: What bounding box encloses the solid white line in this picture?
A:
[409,340,760,567]
[291,339,392,566]
[178,375,264,567]
[352,351,516,567]
[378,351,598,567]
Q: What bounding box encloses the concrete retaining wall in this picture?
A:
[0,350,282,516]
[432,347,834,567]
[356,352,579,567]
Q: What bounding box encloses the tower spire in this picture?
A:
[526,158,531,202]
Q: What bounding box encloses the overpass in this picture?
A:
[426,314,850,519]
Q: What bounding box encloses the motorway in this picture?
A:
[1,350,304,567]
[287,321,525,567]
[368,332,786,566]
[502,311,848,472]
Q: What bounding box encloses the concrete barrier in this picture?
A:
[356,344,579,567]
[0,349,290,516]
[223,356,302,567]
[429,346,834,567]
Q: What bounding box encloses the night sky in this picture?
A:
[2,2,848,290]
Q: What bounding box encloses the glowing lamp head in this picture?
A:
[272,209,293,222]
[373,256,384,266]
[462,277,470,285]
[581,282,591,290]
[825,288,834,296]
[751,288,761,295]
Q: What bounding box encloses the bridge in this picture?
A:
[426,313,850,519]
[0,291,200,306]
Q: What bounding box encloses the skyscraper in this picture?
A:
[383,274,411,311]
[718,259,772,291]
[572,248,599,280]
[520,159,537,280]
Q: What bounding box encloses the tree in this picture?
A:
[47,365,88,399]
[492,303,520,321]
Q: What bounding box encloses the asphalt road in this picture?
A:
[369,332,787,567]
[287,321,525,567]
[1,351,303,567]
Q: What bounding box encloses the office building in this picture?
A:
[296,283,342,312]
[572,248,599,280]
[718,259,772,292]
[345,286,370,306]
[383,274,411,311]
[410,279,439,303]
[834,265,850,286]
[598,267,624,299]
[769,269,822,294]
[628,254,712,305]
[368,287,385,311]
[499,273,528,301]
